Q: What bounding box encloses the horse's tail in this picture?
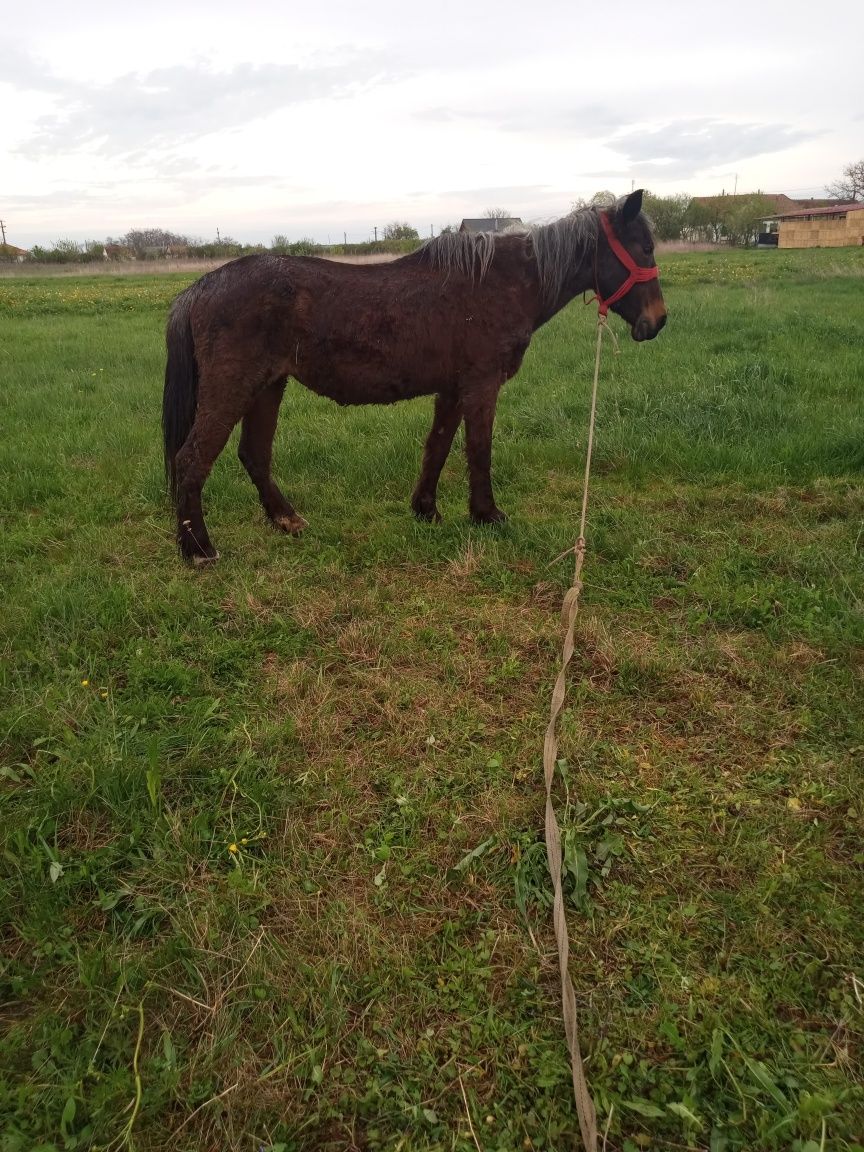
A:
[162,289,198,505]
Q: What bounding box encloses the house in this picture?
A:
[687,193,853,245]
[689,193,803,217]
[769,202,864,249]
[686,193,802,243]
[0,243,29,263]
[459,217,523,234]
[756,197,848,245]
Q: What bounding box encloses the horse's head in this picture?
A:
[594,190,667,341]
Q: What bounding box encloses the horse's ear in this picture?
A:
[620,189,643,225]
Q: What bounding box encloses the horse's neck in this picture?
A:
[530,215,597,328]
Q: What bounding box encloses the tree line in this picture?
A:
[575,190,783,246]
[8,227,424,265]
[1,198,761,265]
[5,161,861,263]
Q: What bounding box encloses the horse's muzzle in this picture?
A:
[632,312,667,342]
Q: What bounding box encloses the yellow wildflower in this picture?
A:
[81,679,89,686]
[228,843,238,854]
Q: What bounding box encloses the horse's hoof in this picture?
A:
[191,551,220,567]
[413,505,442,524]
[470,508,508,526]
[274,513,308,536]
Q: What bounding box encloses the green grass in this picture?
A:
[1,247,863,1152]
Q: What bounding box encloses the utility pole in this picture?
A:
[0,220,6,245]
[374,226,378,242]
[734,173,738,195]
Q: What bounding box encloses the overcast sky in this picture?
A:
[3,0,862,247]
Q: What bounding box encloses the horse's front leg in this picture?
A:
[463,384,506,525]
[411,390,463,522]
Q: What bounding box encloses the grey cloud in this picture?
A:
[415,103,628,138]
[416,101,819,181]
[1,44,72,93]
[607,118,816,178]
[2,189,112,207]
[410,184,553,201]
[15,51,400,159]
[495,104,628,137]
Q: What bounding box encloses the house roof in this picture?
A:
[773,202,864,220]
[459,217,523,233]
[691,193,802,214]
[791,198,848,209]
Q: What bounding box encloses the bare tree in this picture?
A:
[571,190,616,211]
[122,228,189,257]
[825,159,864,202]
[483,207,512,220]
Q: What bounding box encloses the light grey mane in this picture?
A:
[417,207,600,303]
[526,208,599,304]
[417,228,498,286]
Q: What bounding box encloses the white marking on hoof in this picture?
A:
[192,551,219,567]
[275,514,308,536]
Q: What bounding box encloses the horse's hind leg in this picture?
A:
[238,381,306,535]
[411,391,463,522]
[174,398,245,564]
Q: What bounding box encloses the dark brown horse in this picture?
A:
[163,190,666,563]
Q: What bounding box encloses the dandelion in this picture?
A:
[100,691,109,699]
[228,843,238,854]
[81,679,89,686]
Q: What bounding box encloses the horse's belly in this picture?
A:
[294,366,436,407]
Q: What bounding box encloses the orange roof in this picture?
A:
[775,202,864,220]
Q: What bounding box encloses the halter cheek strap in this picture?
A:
[593,211,660,317]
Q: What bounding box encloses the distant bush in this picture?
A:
[270,237,423,258]
[382,221,420,241]
[325,238,422,257]
[270,237,318,256]
[28,239,106,264]
[186,237,246,259]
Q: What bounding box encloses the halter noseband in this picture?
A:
[592,210,660,317]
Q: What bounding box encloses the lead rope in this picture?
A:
[542,312,618,1151]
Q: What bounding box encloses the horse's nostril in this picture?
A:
[657,313,667,331]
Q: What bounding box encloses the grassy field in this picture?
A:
[1,247,862,1152]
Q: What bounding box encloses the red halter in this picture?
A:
[592,210,660,317]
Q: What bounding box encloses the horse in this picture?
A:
[162,189,666,564]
